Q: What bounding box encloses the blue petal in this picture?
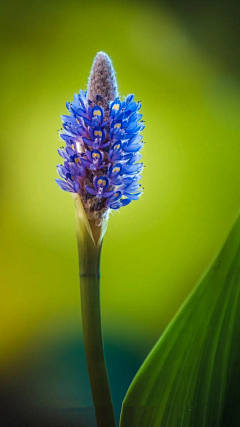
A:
[91,149,103,162]
[125,102,138,115]
[88,106,93,119]
[108,201,121,210]
[80,89,86,101]
[124,183,141,193]
[57,148,68,160]
[73,94,79,106]
[82,117,92,126]
[124,143,143,153]
[108,191,122,202]
[101,141,110,149]
[129,112,142,123]
[92,106,104,124]
[66,146,75,156]
[109,141,121,154]
[124,192,142,200]
[129,134,143,144]
[121,198,131,206]
[126,94,134,103]
[85,185,97,196]
[123,163,143,174]
[61,114,75,124]
[82,137,95,147]
[94,176,109,191]
[55,179,74,192]
[85,150,92,162]
[92,127,105,143]
[57,165,67,179]
[102,190,115,198]
[74,182,80,192]
[126,122,141,133]
[101,119,110,127]
[88,127,94,140]
[127,153,142,164]
[77,126,86,136]
[122,176,140,185]
[108,163,122,178]
[136,102,142,111]
[78,93,87,111]
[73,107,87,117]
[60,133,73,142]
[68,163,79,175]
[110,98,121,118]
[81,158,91,168]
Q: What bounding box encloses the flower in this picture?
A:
[56,52,144,224]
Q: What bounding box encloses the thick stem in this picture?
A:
[76,215,116,427]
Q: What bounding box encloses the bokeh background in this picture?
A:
[1,0,240,425]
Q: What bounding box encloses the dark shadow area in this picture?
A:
[0,337,155,426]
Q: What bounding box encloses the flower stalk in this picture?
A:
[74,195,116,427]
[56,51,144,427]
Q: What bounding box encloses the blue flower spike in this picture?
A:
[56,51,144,224]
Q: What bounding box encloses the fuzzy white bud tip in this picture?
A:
[87,52,118,110]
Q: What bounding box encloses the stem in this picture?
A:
[76,214,116,427]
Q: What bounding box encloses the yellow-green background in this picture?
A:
[1,0,240,424]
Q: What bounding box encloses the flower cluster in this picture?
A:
[56,54,144,224]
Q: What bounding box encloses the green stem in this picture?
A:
[76,215,116,427]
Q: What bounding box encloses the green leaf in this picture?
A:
[120,212,240,427]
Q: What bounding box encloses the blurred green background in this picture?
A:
[1,0,240,425]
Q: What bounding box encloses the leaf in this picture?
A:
[120,212,240,427]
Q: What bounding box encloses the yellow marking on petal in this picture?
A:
[112,104,120,110]
[114,123,121,129]
[71,175,74,180]
[114,193,119,197]
[92,153,100,159]
[93,110,101,117]
[113,167,120,173]
[72,144,74,150]
[76,119,79,124]
[98,179,102,185]
[102,180,106,186]
[94,130,102,137]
